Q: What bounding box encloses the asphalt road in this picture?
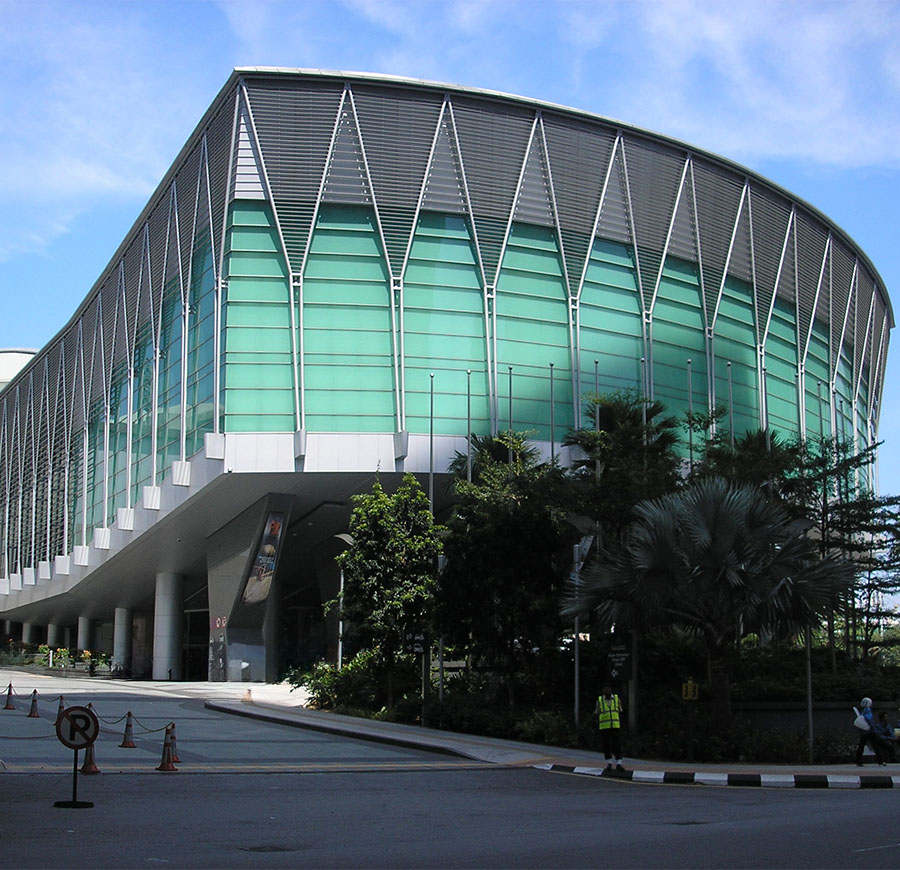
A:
[4,764,900,869]
[3,677,900,868]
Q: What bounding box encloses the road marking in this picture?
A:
[1,759,498,774]
[854,842,900,853]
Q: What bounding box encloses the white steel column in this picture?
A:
[113,607,132,671]
[77,616,92,650]
[153,572,183,680]
[21,623,34,644]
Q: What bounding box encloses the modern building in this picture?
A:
[0,69,891,681]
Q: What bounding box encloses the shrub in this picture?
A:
[288,649,420,711]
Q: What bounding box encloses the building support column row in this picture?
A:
[153,572,183,681]
[8,573,186,680]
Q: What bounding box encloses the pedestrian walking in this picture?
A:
[854,696,887,767]
[595,685,625,771]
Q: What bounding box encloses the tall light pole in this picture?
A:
[549,361,555,463]
[333,532,354,670]
[507,365,513,468]
[727,361,735,449]
[686,358,693,470]
[466,369,472,483]
[429,372,435,510]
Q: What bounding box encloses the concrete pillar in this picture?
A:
[47,624,60,647]
[77,617,92,650]
[2,620,11,637]
[113,607,132,671]
[63,627,72,648]
[153,573,183,680]
[21,623,34,644]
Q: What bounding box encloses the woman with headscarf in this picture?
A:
[855,696,888,767]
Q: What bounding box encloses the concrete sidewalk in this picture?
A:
[207,685,900,791]
[3,668,894,789]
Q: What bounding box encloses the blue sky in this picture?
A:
[2,0,899,489]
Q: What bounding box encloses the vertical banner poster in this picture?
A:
[240,512,285,604]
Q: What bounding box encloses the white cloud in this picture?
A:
[0,0,224,262]
[557,0,900,167]
[2,0,899,269]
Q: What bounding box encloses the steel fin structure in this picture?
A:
[0,69,892,680]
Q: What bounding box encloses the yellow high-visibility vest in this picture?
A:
[597,694,621,730]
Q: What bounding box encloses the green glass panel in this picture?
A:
[156,275,183,483]
[227,275,290,303]
[403,214,490,435]
[225,363,294,390]
[417,211,474,239]
[226,414,296,432]
[302,204,395,433]
[804,321,831,438]
[308,229,385,256]
[225,327,292,354]
[404,261,483,290]
[713,276,759,437]
[226,302,293,328]
[222,201,295,434]
[224,389,295,415]
[764,298,800,437]
[495,222,572,440]
[227,252,289,279]
[229,226,281,253]
[230,202,276,227]
[652,256,707,427]
[578,239,643,400]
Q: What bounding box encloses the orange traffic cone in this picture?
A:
[3,682,14,710]
[26,689,40,718]
[119,711,136,748]
[169,721,181,764]
[80,742,100,775]
[156,724,177,772]
[56,695,66,724]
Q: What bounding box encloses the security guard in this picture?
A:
[595,685,625,771]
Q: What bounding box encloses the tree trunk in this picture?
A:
[708,647,732,726]
[386,650,395,709]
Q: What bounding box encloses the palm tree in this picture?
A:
[563,476,854,723]
[447,431,541,483]
[563,389,681,548]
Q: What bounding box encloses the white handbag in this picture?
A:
[853,706,870,731]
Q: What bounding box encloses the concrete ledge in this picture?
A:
[204,700,465,759]
[544,764,900,790]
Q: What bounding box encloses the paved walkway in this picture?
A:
[2,669,895,789]
[206,682,900,791]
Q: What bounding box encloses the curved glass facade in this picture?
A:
[0,68,891,588]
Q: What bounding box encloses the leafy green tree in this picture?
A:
[563,390,681,547]
[438,431,578,706]
[563,476,854,723]
[447,432,541,483]
[334,474,443,708]
[694,428,804,502]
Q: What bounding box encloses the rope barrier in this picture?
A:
[93,713,128,725]
[130,716,170,734]
[2,683,172,733]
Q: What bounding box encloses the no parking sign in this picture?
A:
[54,705,99,809]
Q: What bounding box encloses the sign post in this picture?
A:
[54,705,99,809]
